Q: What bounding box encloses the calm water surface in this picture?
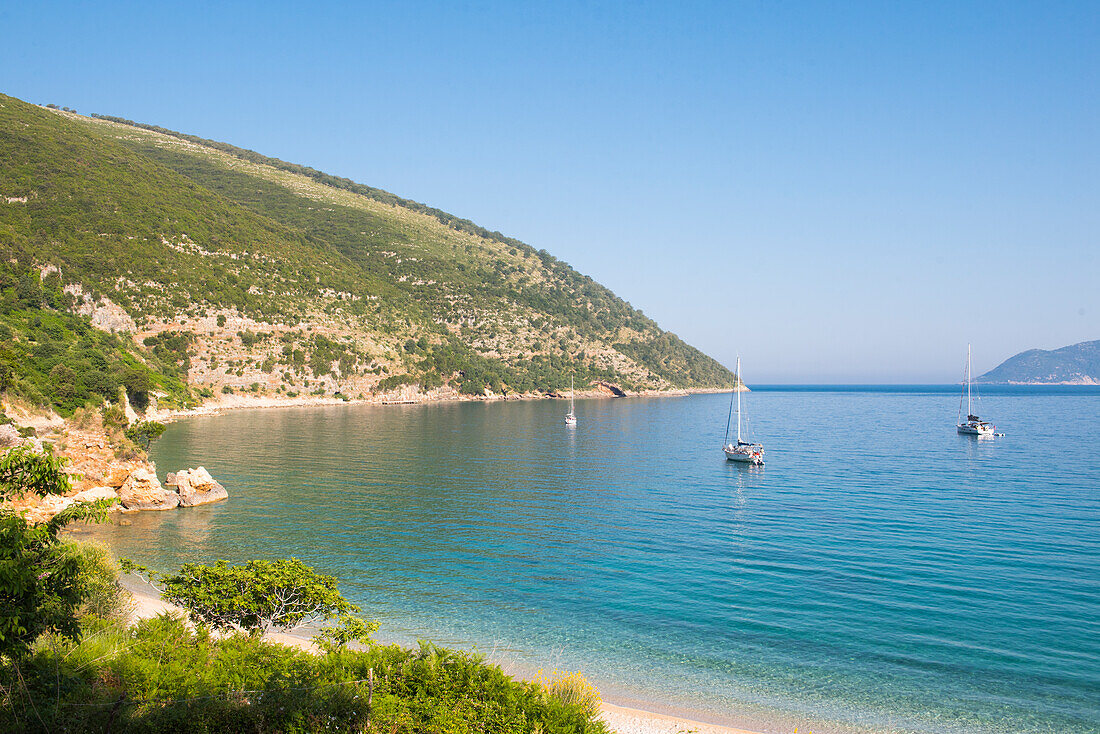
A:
[86,387,1100,734]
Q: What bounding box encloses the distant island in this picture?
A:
[977,339,1100,385]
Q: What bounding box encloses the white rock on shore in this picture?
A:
[119,468,179,511]
[168,466,228,507]
[71,486,120,504]
[23,494,75,523]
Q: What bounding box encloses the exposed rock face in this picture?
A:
[594,381,627,397]
[23,494,74,524]
[103,463,135,488]
[17,487,120,524]
[121,390,139,424]
[63,284,137,333]
[71,486,120,505]
[168,466,228,507]
[119,468,179,511]
[0,424,21,448]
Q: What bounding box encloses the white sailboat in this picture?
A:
[723,357,764,465]
[565,376,577,426]
[957,344,995,436]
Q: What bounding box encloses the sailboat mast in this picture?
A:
[724,389,734,446]
[570,376,574,413]
[736,356,742,443]
[967,344,972,416]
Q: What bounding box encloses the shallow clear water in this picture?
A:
[85,387,1100,733]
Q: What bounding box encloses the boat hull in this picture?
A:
[724,448,763,465]
[957,423,994,436]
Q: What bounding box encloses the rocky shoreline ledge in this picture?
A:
[1,405,228,524]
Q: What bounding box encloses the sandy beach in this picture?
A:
[125,583,765,734]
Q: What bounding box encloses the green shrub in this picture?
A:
[147,558,363,636]
[0,447,116,660]
[124,420,166,451]
[5,614,609,734]
[0,444,71,498]
[102,402,128,432]
[0,530,610,732]
[376,374,416,392]
[535,669,603,720]
[67,542,133,621]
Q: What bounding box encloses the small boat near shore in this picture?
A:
[957,344,995,436]
[723,357,764,465]
[565,376,577,426]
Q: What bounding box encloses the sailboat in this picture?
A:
[957,344,995,436]
[723,357,764,465]
[564,376,578,426]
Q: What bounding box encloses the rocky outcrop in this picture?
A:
[72,486,121,504]
[63,284,137,333]
[119,468,179,511]
[22,494,75,524]
[167,466,228,507]
[594,381,627,397]
[0,408,229,525]
[120,390,139,424]
[103,462,139,488]
[20,488,122,523]
[0,424,21,448]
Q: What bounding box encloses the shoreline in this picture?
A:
[149,385,737,424]
[123,580,765,734]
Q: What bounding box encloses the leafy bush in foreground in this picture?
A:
[0,446,118,660]
[3,614,609,734]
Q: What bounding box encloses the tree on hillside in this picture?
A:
[124,420,166,451]
[120,367,153,411]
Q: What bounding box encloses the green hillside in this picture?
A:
[0,92,733,414]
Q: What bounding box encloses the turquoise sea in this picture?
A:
[85,387,1100,734]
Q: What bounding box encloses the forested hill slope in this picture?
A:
[977,340,1100,385]
[0,93,733,415]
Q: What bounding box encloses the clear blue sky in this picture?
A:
[3,1,1097,382]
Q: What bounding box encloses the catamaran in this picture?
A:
[723,357,764,465]
[565,376,577,426]
[957,344,995,436]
